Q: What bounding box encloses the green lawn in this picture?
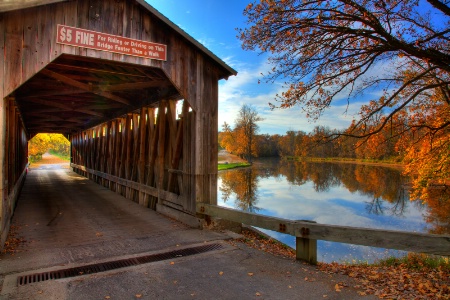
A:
[218,162,251,171]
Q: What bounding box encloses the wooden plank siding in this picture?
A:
[71,100,190,211]
[0,98,28,247]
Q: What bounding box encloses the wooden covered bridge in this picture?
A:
[0,0,236,247]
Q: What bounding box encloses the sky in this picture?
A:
[145,0,363,135]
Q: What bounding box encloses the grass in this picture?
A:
[375,253,450,271]
[218,162,251,171]
[48,149,70,161]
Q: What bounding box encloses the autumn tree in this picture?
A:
[239,0,450,201]
[28,133,70,161]
[219,122,236,153]
[234,104,264,162]
[49,134,70,156]
[28,133,50,160]
[255,134,279,157]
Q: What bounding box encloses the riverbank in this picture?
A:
[218,150,251,170]
[237,228,449,299]
[284,156,405,169]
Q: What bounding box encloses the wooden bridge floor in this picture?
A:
[0,163,226,275]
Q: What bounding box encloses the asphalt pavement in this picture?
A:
[0,160,376,299]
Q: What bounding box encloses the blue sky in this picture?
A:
[145,0,361,135]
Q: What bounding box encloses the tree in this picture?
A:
[28,133,50,159]
[239,0,449,201]
[49,134,70,156]
[234,104,264,162]
[219,122,236,153]
[28,133,70,161]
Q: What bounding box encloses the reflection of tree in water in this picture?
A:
[219,159,450,234]
[423,188,450,234]
[278,160,341,191]
[365,183,410,216]
[219,168,260,212]
[365,197,384,215]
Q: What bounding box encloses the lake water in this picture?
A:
[217,158,446,263]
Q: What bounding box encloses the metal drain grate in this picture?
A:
[17,243,224,286]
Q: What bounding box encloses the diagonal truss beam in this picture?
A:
[40,69,131,105]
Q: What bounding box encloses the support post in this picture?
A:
[296,237,317,265]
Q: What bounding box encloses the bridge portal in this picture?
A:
[0,0,236,248]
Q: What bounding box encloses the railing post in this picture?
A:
[296,237,317,265]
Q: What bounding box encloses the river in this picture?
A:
[217,158,448,263]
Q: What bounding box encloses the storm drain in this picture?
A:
[17,243,224,286]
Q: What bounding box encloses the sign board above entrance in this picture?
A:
[56,24,167,61]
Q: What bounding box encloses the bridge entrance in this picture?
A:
[0,0,236,248]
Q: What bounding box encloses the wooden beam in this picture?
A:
[99,81,171,92]
[197,203,450,257]
[157,101,167,191]
[24,98,105,117]
[0,0,68,13]
[138,108,147,206]
[49,63,148,79]
[70,163,185,204]
[40,69,131,105]
[18,87,87,98]
[27,117,85,125]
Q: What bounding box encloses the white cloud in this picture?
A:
[218,58,364,134]
[218,54,405,135]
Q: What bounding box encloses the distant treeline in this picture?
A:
[219,125,404,162]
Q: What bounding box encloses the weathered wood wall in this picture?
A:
[0,0,223,182]
[71,100,196,215]
[0,98,28,247]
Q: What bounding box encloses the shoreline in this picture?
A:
[284,157,405,170]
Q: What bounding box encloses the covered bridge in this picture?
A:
[0,0,236,247]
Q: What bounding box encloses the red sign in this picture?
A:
[56,24,167,61]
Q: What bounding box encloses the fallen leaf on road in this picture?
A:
[248,272,254,276]
[335,283,342,292]
[219,271,224,276]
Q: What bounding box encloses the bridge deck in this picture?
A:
[0,162,371,299]
[1,163,225,274]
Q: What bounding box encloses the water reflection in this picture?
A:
[217,159,449,262]
[220,168,260,212]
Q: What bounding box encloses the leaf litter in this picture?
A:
[231,229,449,299]
[1,225,27,255]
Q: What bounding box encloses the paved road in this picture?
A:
[0,163,375,299]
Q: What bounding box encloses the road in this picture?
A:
[0,159,375,299]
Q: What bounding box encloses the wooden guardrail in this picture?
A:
[197,203,450,264]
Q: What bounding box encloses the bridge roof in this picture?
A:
[0,0,237,78]
[2,0,237,137]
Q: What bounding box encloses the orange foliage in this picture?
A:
[238,0,449,203]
